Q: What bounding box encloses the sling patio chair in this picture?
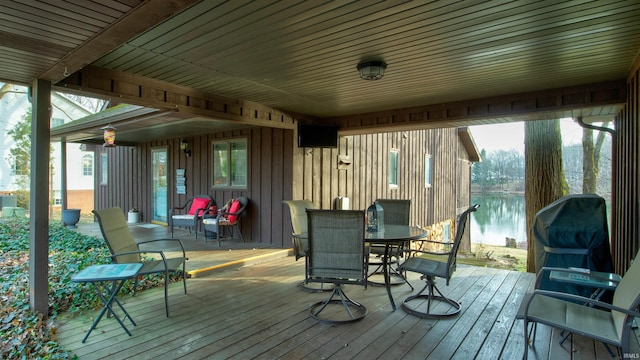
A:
[93,207,188,317]
[368,198,413,288]
[306,209,368,324]
[283,199,331,292]
[170,194,214,239]
[398,204,479,318]
[517,248,640,359]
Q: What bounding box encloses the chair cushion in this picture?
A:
[189,197,210,215]
[203,218,229,225]
[173,214,195,220]
[227,200,242,223]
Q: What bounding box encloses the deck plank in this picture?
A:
[57,224,623,359]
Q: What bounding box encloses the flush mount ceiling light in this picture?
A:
[357,61,387,80]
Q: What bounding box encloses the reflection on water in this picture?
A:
[471,194,526,246]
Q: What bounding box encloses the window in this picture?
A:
[425,154,432,187]
[100,153,108,185]
[10,155,28,176]
[389,149,399,188]
[212,139,247,187]
[82,153,93,176]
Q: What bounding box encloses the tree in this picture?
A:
[7,109,32,193]
[524,119,565,272]
[582,127,596,193]
[582,123,610,193]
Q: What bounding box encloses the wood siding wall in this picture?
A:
[95,126,473,249]
[94,127,295,247]
[613,66,640,275]
[292,128,472,236]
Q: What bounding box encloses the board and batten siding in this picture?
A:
[94,125,473,248]
[612,60,640,275]
[94,127,295,247]
[293,127,473,235]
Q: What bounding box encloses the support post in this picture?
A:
[29,79,51,316]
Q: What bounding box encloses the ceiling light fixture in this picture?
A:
[357,61,387,80]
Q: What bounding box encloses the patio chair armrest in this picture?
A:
[403,241,452,257]
[291,233,308,260]
[169,205,188,216]
[529,289,640,318]
[137,238,187,257]
[111,249,166,262]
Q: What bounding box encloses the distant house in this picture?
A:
[0,83,101,214]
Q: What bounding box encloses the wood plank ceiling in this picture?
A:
[2,0,640,143]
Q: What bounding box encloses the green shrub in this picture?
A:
[0,217,183,359]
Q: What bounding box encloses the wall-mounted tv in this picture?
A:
[297,123,338,148]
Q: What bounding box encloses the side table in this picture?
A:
[71,263,143,343]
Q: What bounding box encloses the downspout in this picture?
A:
[574,116,617,250]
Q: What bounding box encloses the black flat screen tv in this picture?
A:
[297,123,338,148]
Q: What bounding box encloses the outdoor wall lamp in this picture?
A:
[180,139,191,157]
[357,61,387,80]
[102,124,116,147]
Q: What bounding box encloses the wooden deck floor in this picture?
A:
[58,222,632,359]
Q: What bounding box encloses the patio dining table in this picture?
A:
[299,224,427,310]
[365,225,428,310]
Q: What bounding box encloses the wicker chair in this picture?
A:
[169,194,214,239]
[203,196,249,246]
[306,209,368,324]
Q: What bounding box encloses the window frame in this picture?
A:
[100,152,108,185]
[425,153,432,187]
[211,138,248,189]
[389,148,399,189]
[81,153,93,176]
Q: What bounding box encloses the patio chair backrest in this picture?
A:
[93,207,141,264]
[307,209,366,283]
[611,248,640,338]
[283,200,315,235]
[374,199,411,225]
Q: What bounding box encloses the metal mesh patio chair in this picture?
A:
[93,207,188,317]
[368,198,413,288]
[517,248,640,359]
[398,204,479,318]
[306,209,368,324]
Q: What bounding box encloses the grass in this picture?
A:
[465,243,528,272]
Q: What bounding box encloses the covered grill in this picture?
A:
[533,194,614,297]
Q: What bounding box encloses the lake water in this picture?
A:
[470,193,526,246]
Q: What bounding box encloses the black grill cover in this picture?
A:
[533,194,614,298]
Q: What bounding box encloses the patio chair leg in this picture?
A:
[164,270,170,317]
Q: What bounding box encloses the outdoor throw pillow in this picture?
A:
[226,199,242,223]
[189,197,210,216]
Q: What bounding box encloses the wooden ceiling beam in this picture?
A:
[39,0,200,84]
[332,80,626,135]
[55,65,311,129]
